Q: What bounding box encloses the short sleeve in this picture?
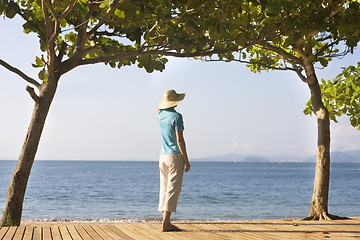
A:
[175,113,184,131]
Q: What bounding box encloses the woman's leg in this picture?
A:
[159,155,184,231]
[164,155,184,212]
[162,211,172,229]
[158,156,168,212]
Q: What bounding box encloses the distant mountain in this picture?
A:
[194,150,360,163]
[344,150,360,160]
[194,153,296,162]
[197,153,247,162]
[306,150,360,163]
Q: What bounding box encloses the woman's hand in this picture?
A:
[185,162,191,172]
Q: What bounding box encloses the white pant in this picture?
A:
[158,154,185,212]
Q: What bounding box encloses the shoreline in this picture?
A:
[20,216,360,225]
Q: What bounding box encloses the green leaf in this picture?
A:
[350,117,357,127]
[240,15,248,26]
[329,86,336,97]
[109,61,116,68]
[319,58,328,67]
[115,9,125,19]
[5,2,19,19]
[38,69,48,82]
[60,19,67,28]
[99,0,113,8]
[35,56,44,67]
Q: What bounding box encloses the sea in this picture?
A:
[0,160,359,222]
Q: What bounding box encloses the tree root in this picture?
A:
[302,212,350,221]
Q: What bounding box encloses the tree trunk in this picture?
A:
[0,79,58,226]
[304,65,334,220]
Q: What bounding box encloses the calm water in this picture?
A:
[0,161,359,221]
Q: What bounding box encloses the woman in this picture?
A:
[157,89,191,232]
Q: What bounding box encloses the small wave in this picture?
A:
[22,218,156,223]
[22,218,232,223]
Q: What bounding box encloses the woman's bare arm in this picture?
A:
[176,130,190,172]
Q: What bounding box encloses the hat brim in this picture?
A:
[158,93,185,109]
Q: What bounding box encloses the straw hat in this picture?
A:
[159,89,185,109]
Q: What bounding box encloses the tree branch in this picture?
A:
[83,45,102,56]
[47,0,76,48]
[96,46,246,63]
[57,41,68,61]
[314,40,339,58]
[329,0,346,18]
[204,57,300,73]
[74,2,96,53]
[259,42,303,65]
[44,1,58,20]
[41,0,53,40]
[59,0,77,20]
[293,44,316,84]
[295,30,319,47]
[87,0,126,37]
[0,59,40,88]
[292,65,310,83]
[61,45,245,74]
[26,86,40,103]
[94,30,125,37]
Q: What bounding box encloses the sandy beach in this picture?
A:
[0,217,359,239]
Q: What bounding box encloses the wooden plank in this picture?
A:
[106,224,135,240]
[134,224,170,240]
[177,223,202,231]
[12,226,25,240]
[32,227,42,240]
[66,225,83,240]
[177,224,236,240]
[215,223,243,231]
[118,223,154,240]
[91,225,114,240]
[23,226,34,240]
[195,222,234,239]
[51,226,62,240]
[58,226,72,240]
[120,224,159,240]
[131,223,171,240]
[2,227,17,240]
[82,225,103,240]
[213,231,244,240]
[42,226,52,240]
[132,223,194,240]
[182,231,222,240]
[99,225,126,240]
[74,225,93,240]
[238,231,269,240]
[0,227,9,239]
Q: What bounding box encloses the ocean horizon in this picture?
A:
[1,160,359,222]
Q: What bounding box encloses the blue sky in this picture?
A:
[1,16,359,160]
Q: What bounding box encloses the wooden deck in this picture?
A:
[1,218,359,239]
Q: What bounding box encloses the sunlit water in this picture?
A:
[1,161,359,221]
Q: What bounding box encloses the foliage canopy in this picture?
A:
[304,62,360,129]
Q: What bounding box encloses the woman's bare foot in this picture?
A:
[162,223,182,232]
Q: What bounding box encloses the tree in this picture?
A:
[304,61,360,130]
[192,0,360,219]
